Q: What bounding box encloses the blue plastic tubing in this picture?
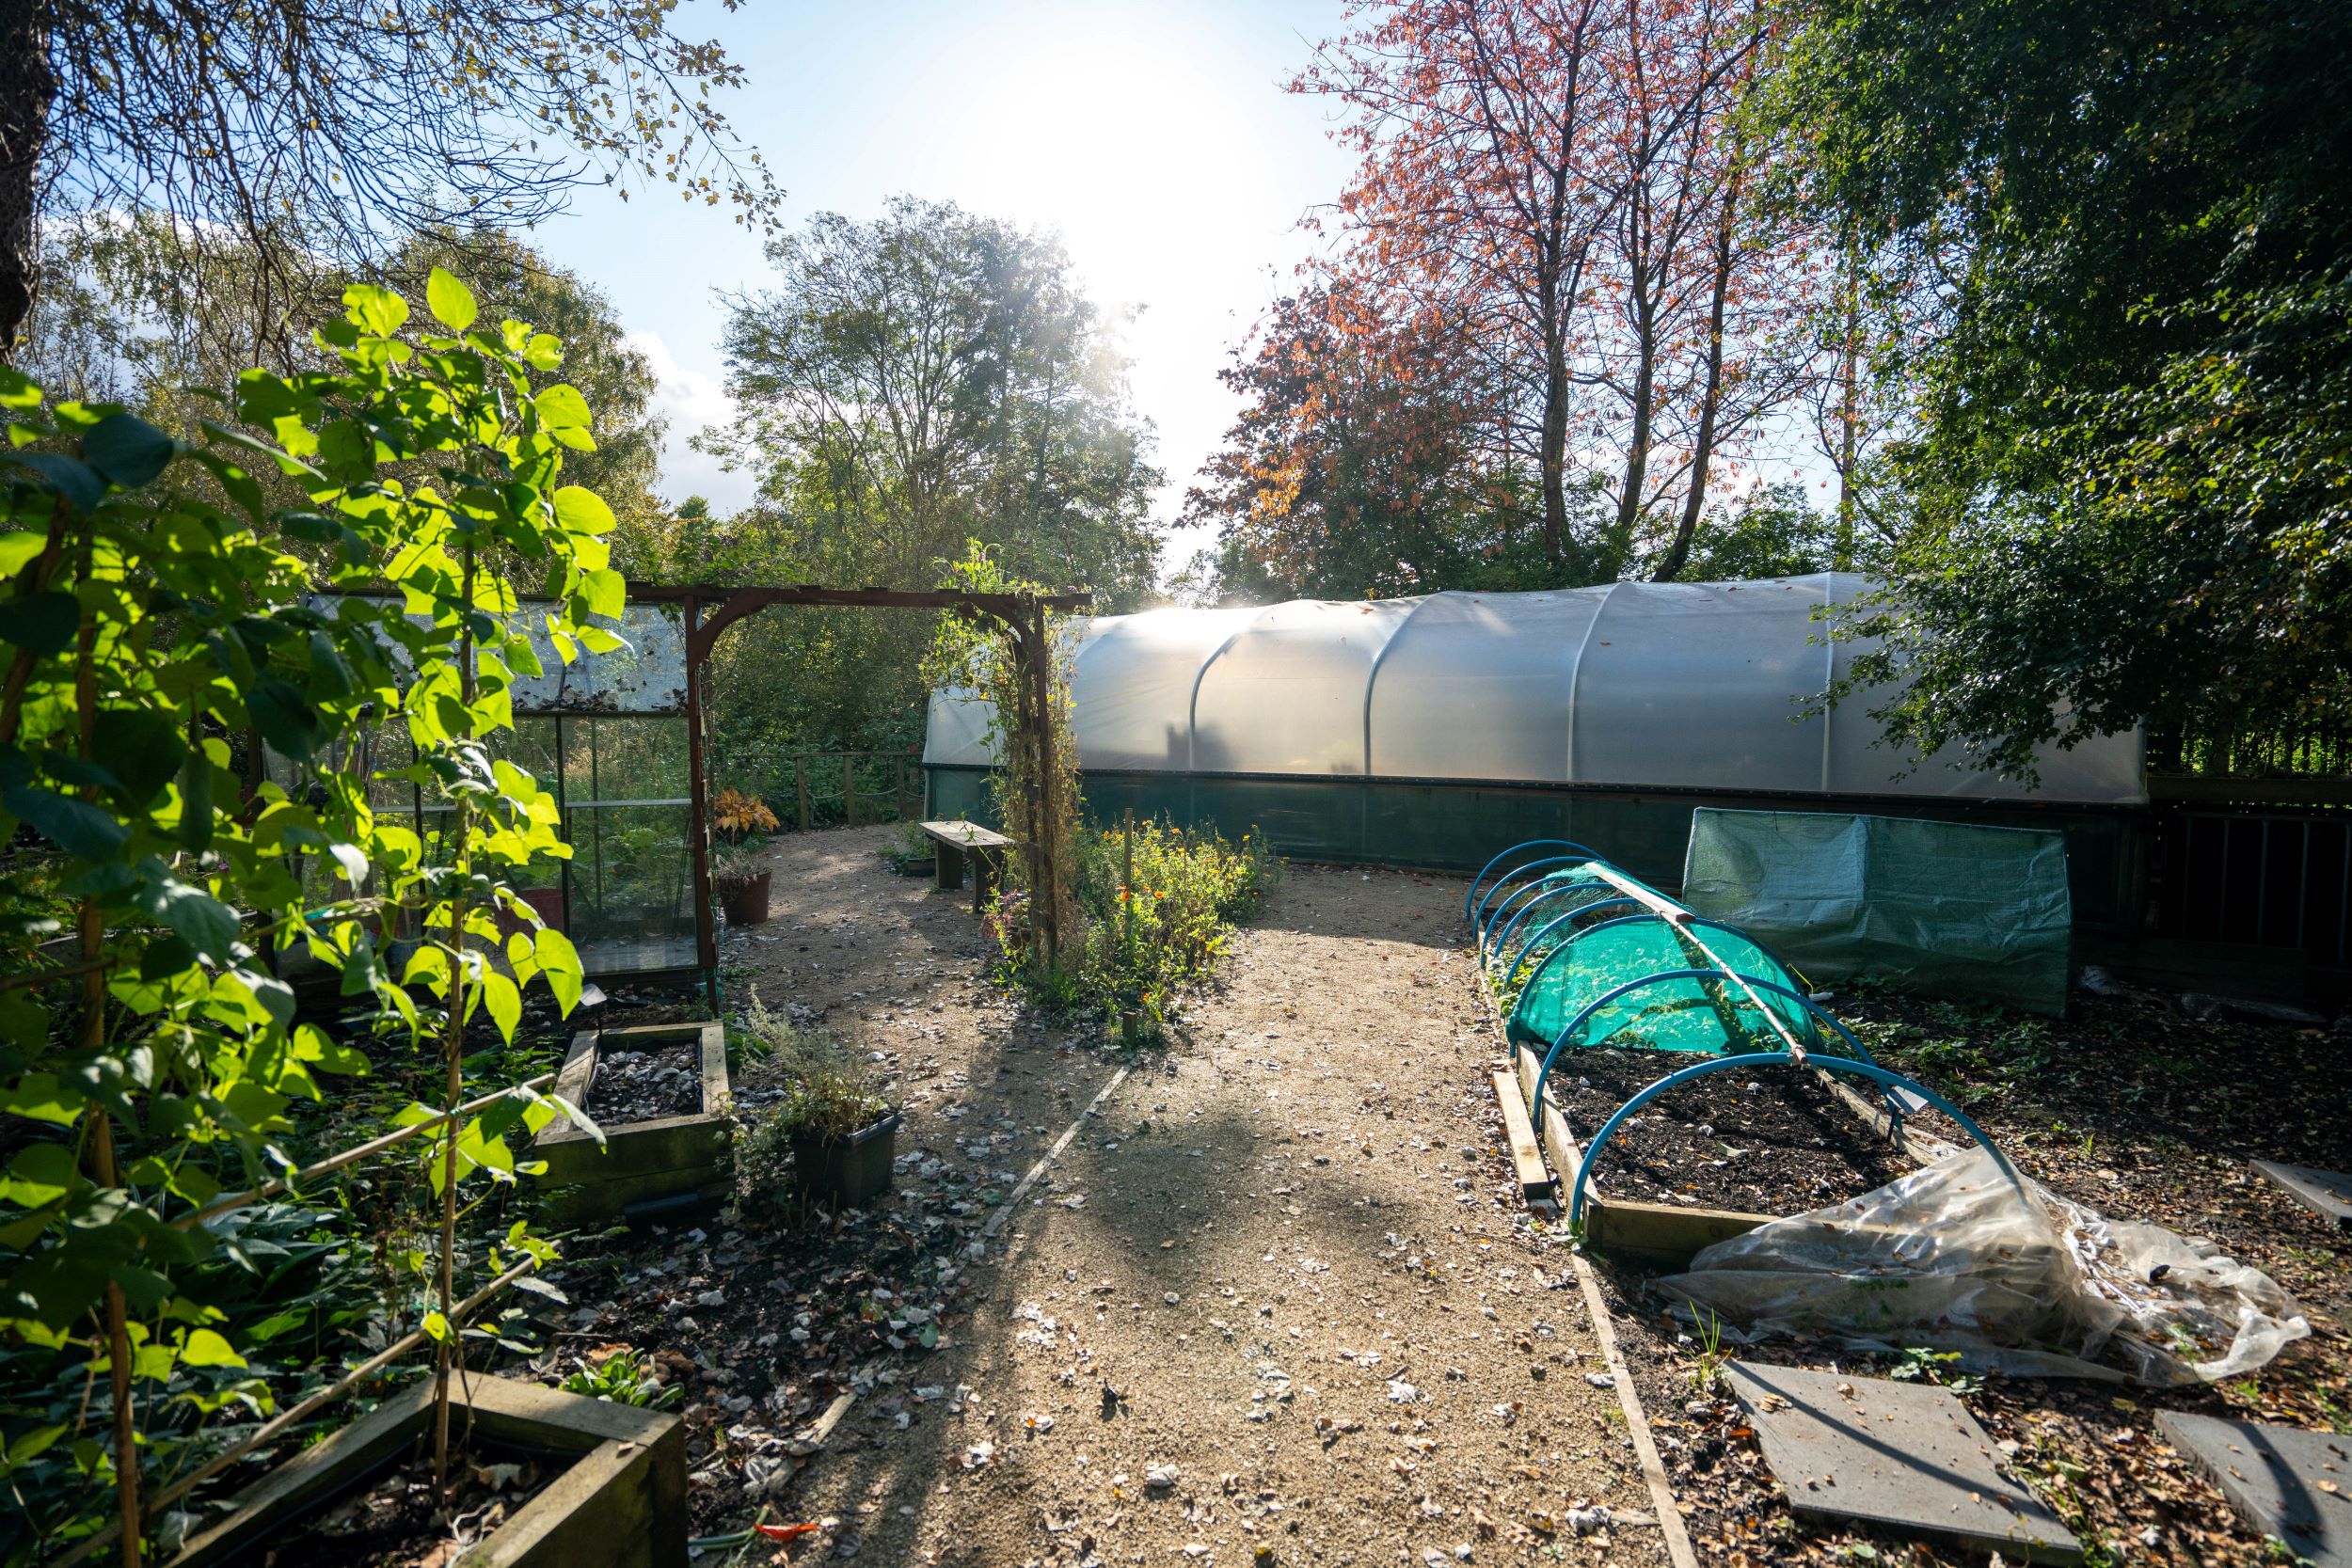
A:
[1485,892,1642,976]
[1472,856,1616,942]
[1529,968,1884,1120]
[1465,841,1605,921]
[1567,1052,2026,1224]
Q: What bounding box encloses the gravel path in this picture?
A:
[717,830,1667,1568]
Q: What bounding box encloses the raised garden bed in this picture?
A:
[532,1022,731,1227]
[167,1375,686,1568]
[1548,1046,1915,1214]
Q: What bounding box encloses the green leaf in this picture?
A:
[581,568,626,620]
[246,678,327,761]
[426,267,479,332]
[178,1328,246,1369]
[535,384,591,430]
[3,591,80,655]
[422,1309,452,1343]
[480,969,521,1045]
[0,451,103,512]
[0,1073,85,1127]
[91,707,188,806]
[84,413,176,488]
[553,486,615,535]
[0,366,39,410]
[3,786,127,859]
[0,531,47,578]
[150,880,239,964]
[3,1144,77,1206]
[532,927,583,1012]
[344,284,409,338]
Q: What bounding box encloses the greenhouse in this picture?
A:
[271,599,700,983]
[924,574,2150,925]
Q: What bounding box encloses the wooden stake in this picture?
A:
[74,513,142,1568]
[434,543,476,1493]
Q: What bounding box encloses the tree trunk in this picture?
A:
[1654,167,1743,584]
[1835,226,1861,571]
[0,0,55,356]
[1613,309,1656,571]
[1537,313,1571,562]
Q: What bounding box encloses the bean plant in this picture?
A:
[0,268,614,1563]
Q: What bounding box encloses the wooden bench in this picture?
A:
[918,820,1013,913]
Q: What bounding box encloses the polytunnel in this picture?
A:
[923,575,2149,923]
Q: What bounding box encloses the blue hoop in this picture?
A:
[1473,856,1620,942]
[1528,968,1881,1117]
[1466,840,1605,921]
[1568,1053,2024,1224]
[1486,891,1642,977]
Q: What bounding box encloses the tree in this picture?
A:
[679,198,1160,778]
[1182,285,1528,598]
[1762,0,2352,775]
[1298,0,1622,562]
[19,216,672,562]
[0,0,782,353]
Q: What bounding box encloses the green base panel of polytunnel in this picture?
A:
[920,765,2144,932]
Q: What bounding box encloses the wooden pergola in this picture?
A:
[625,583,1092,992]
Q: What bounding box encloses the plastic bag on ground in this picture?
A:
[1652,1147,2309,1385]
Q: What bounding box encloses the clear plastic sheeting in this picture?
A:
[1656,1148,2311,1386]
[1681,808,2074,1015]
[921,576,2147,804]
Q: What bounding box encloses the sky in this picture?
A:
[531,0,1359,574]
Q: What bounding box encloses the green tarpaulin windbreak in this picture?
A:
[1679,808,2074,1017]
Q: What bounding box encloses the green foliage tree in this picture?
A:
[1761,0,2352,776]
[680,198,1161,781]
[0,267,612,1561]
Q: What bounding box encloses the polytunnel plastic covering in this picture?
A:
[923,575,2147,803]
[1680,808,2074,1016]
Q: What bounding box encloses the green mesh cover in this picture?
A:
[1505,916,1818,1053]
[1680,808,2074,1016]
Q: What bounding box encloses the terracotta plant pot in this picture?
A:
[718,868,771,926]
[790,1110,902,1207]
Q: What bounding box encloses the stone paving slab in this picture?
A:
[2158,1411,2352,1566]
[1724,1361,2084,1563]
[2254,1160,2352,1230]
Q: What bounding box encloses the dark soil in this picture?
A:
[585,1041,701,1124]
[1576,976,2352,1568]
[1551,1047,1915,1214]
[288,1441,556,1568]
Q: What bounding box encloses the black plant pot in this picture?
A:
[790,1111,902,1206]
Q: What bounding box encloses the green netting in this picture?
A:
[1504,914,1820,1053]
[1681,807,2074,1016]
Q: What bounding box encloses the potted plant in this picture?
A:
[712,785,777,925]
[881,819,936,878]
[738,1005,900,1207]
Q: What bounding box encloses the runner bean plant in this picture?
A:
[0,267,613,1563]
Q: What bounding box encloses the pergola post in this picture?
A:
[683,594,719,1012]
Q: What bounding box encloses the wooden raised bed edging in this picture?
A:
[1476,966,1936,1267]
[168,1375,687,1568]
[533,1022,731,1227]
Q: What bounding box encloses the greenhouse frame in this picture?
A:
[923,574,2153,930]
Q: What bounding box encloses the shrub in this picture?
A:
[732,993,892,1202]
[1068,818,1279,1022]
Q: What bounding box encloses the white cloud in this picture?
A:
[627,329,755,515]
